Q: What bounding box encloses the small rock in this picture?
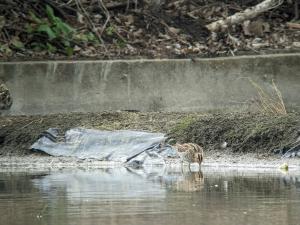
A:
[173,43,181,49]
[252,43,269,49]
[174,48,182,55]
[292,42,300,48]
[252,37,263,43]
[220,141,227,149]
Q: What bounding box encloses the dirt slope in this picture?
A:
[0,112,299,156]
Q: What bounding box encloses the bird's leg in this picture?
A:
[181,161,184,174]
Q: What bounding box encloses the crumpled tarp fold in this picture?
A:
[31,128,180,165]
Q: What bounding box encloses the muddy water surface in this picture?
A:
[0,167,300,225]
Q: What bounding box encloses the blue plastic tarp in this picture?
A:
[31,128,180,165]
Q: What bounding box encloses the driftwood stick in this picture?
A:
[206,0,284,32]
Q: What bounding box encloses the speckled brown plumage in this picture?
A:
[175,143,204,164]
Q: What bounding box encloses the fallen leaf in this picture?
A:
[169,27,181,34]
[292,42,300,48]
[11,37,24,49]
[73,45,81,52]
[124,15,134,26]
[133,28,143,37]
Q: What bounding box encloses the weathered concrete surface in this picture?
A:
[0,53,299,115]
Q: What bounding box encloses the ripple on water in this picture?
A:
[0,167,300,225]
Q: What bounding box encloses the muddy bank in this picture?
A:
[1,151,300,171]
[0,112,202,156]
[170,112,300,154]
[0,112,299,157]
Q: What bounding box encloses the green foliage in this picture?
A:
[26,5,75,55]
[0,37,23,55]
[11,37,25,49]
[36,24,57,40]
[106,25,127,48]
[46,43,57,53]
[106,26,116,36]
[0,44,12,55]
[0,5,123,56]
[170,116,197,140]
[116,40,126,48]
[74,32,97,42]
[23,5,98,56]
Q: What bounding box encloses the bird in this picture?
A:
[0,82,13,110]
[175,143,204,165]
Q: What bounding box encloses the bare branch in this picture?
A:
[206,0,284,32]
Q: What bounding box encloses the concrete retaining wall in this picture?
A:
[0,53,299,115]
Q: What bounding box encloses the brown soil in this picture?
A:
[0,111,299,157]
[1,0,299,61]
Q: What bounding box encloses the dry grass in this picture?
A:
[248,78,287,115]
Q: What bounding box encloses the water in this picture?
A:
[0,167,300,225]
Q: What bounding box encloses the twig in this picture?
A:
[96,0,110,37]
[160,20,189,45]
[20,120,36,129]
[135,11,189,45]
[74,0,103,43]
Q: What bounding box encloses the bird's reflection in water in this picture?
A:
[176,171,204,192]
[155,170,204,192]
[125,166,205,192]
